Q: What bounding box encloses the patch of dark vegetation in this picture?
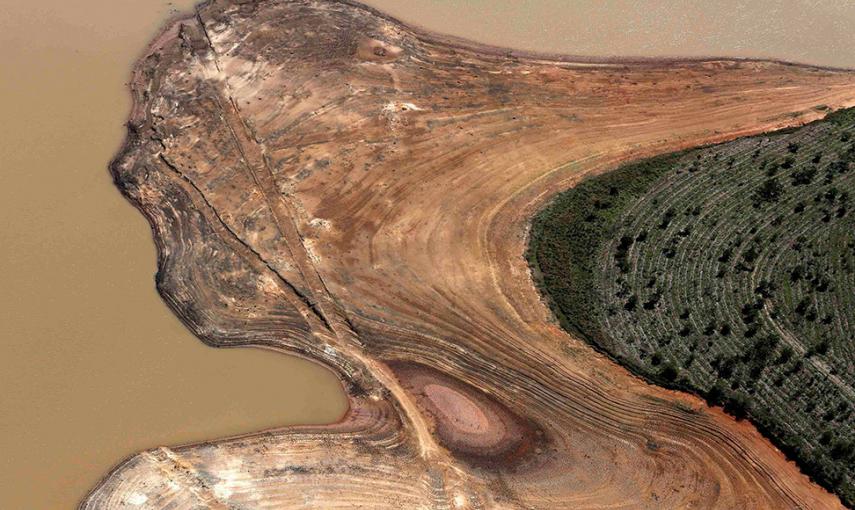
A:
[528,107,855,507]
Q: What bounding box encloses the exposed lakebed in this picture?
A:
[4,1,855,508]
[0,2,346,507]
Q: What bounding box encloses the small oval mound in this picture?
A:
[388,361,543,469]
[356,37,403,62]
[423,384,492,436]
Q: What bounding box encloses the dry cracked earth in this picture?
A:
[82,1,855,508]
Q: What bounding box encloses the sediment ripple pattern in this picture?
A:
[83,1,855,508]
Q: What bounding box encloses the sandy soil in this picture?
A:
[82,1,855,508]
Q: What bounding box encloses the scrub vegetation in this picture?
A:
[529,108,855,506]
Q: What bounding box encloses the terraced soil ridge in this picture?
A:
[83,1,855,508]
[529,108,855,506]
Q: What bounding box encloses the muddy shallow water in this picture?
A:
[363,0,855,69]
[0,1,347,508]
[1,0,853,508]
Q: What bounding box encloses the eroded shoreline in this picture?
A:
[84,1,855,508]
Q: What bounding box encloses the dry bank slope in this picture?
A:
[84,1,855,508]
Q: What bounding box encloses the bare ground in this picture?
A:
[82,1,855,508]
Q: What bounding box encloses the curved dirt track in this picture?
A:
[83,1,855,508]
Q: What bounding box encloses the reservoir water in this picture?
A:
[363,0,855,69]
[0,2,347,508]
[2,1,854,508]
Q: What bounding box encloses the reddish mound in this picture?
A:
[389,361,542,467]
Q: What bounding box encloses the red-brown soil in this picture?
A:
[82,1,855,508]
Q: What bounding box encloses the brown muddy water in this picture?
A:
[0,1,348,508]
[364,0,855,69]
[2,1,854,509]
